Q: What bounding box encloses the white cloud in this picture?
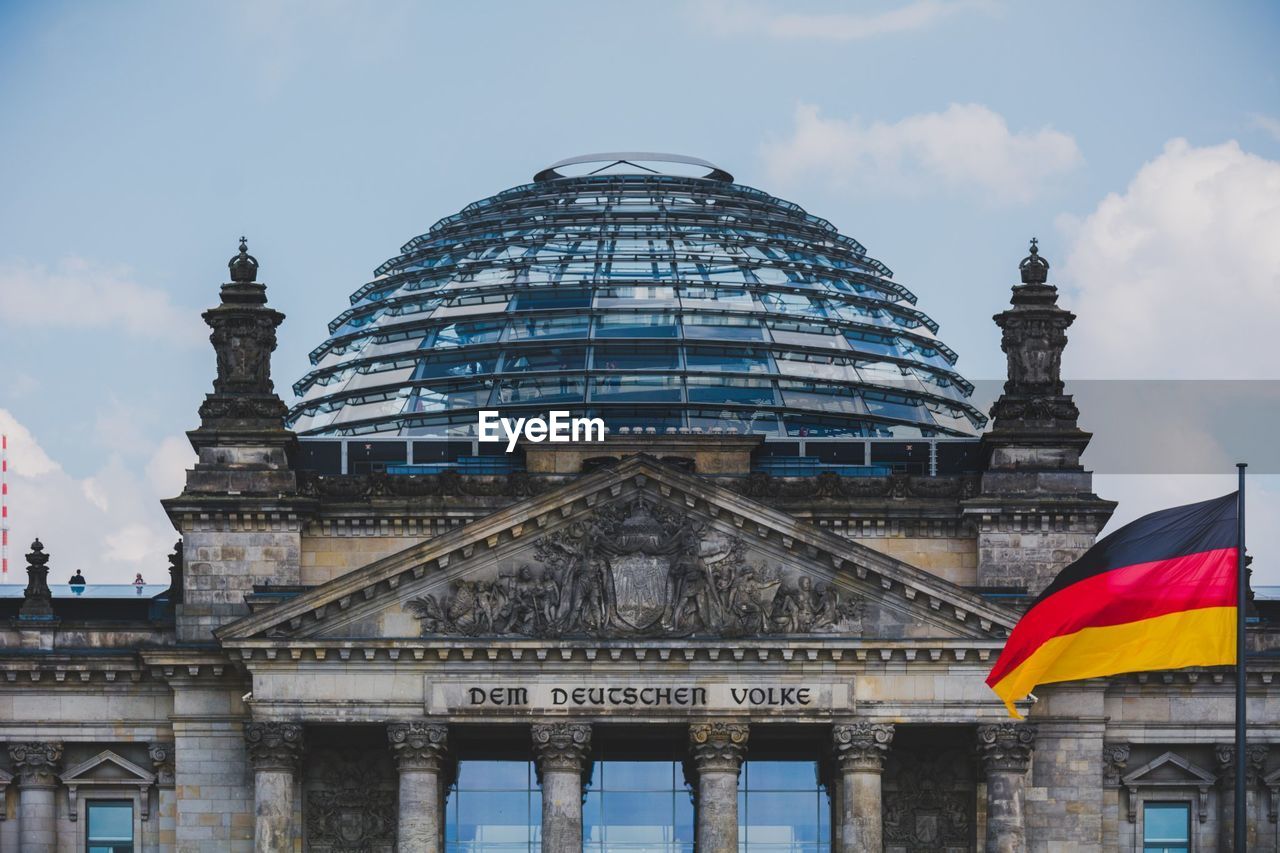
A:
[0,408,182,584]
[1251,114,1280,142]
[145,436,196,498]
[1059,139,1280,379]
[0,257,204,346]
[760,103,1081,203]
[693,0,991,40]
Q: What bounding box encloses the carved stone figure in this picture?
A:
[304,745,396,853]
[408,494,866,639]
[883,746,975,852]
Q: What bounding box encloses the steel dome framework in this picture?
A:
[286,154,986,441]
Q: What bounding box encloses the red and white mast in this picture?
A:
[2,433,8,581]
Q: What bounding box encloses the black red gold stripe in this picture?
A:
[987,492,1239,717]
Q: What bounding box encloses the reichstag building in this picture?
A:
[0,153,1275,852]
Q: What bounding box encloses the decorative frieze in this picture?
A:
[244,721,305,772]
[8,741,62,787]
[408,494,863,639]
[832,722,894,773]
[387,721,448,772]
[689,722,749,773]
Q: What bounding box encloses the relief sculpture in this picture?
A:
[408,495,864,638]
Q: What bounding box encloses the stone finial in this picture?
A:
[531,722,592,773]
[689,721,749,773]
[1102,743,1131,786]
[387,721,449,772]
[1018,237,1050,285]
[244,721,304,772]
[195,237,288,429]
[1215,743,1268,788]
[19,539,55,620]
[832,722,894,773]
[229,236,259,283]
[9,741,63,787]
[977,723,1037,774]
[149,743,176,787]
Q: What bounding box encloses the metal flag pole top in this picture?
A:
[1236,462,1247,852]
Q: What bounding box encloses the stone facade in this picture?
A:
[0,242,1274,853]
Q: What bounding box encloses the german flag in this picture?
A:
[987,492,1240,718]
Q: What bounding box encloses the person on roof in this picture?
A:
[68,570,86,586]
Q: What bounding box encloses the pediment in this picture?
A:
[1122,751,1215,788]
[61,750,156,786]
[218,455,1018,644]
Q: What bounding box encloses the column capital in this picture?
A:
[388,721,449,772]
[8,741,62,787]
[977,722,1037,773]
[149,742,176,787]
[1102,742,1130,787]
[244,721,304,772]
[689,721,749,774]
[532,722,592,773]
[1215,743,1268,788]
[832,722,894,773]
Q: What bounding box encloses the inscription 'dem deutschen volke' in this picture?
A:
[469,685,814,708]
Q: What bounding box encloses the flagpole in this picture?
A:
[1235,462,1247,852]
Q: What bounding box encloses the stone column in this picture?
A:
[388,722,450,853]
[689,721,749,853]
[978,723,1036,853]
[244,722,304,853]
[8,741,62,853]
[832,722,893,853]
[532,722,592,853]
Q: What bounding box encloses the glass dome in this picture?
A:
[286,154,985,440]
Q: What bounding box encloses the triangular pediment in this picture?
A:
[1122,751,1215,788]
[218,456,1019,644]
[61,750,156,786]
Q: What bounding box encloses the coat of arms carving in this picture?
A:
[407,494,863,638]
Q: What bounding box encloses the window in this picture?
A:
[584,760,693,852]
[1143,802,1190,853]
[86,800,134,853]
[738,761,830,852]
[447,760,540,852]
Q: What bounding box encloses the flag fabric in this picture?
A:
[986,492,1239,718]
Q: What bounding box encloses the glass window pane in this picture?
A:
[591,375,683,403]
[505,314,590,340]
[501,346,586,373]
[87,801,133,842]
[593,347,679,371]
[686,377,775,406]
[1144,802,1191,843]
[595,312,678,338]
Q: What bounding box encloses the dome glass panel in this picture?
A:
[287,154,985,439]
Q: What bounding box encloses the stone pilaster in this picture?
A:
[388,722,450,853]
[245,722,304,852]
[978,723,1035,853]
[689,721,748,853]
[532,722,592,853]
[149,743,178,851]
[9,741,62,853]
[832,722,893,853]
[1216,743,1267,852]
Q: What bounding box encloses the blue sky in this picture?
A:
[1,0,1277,583]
